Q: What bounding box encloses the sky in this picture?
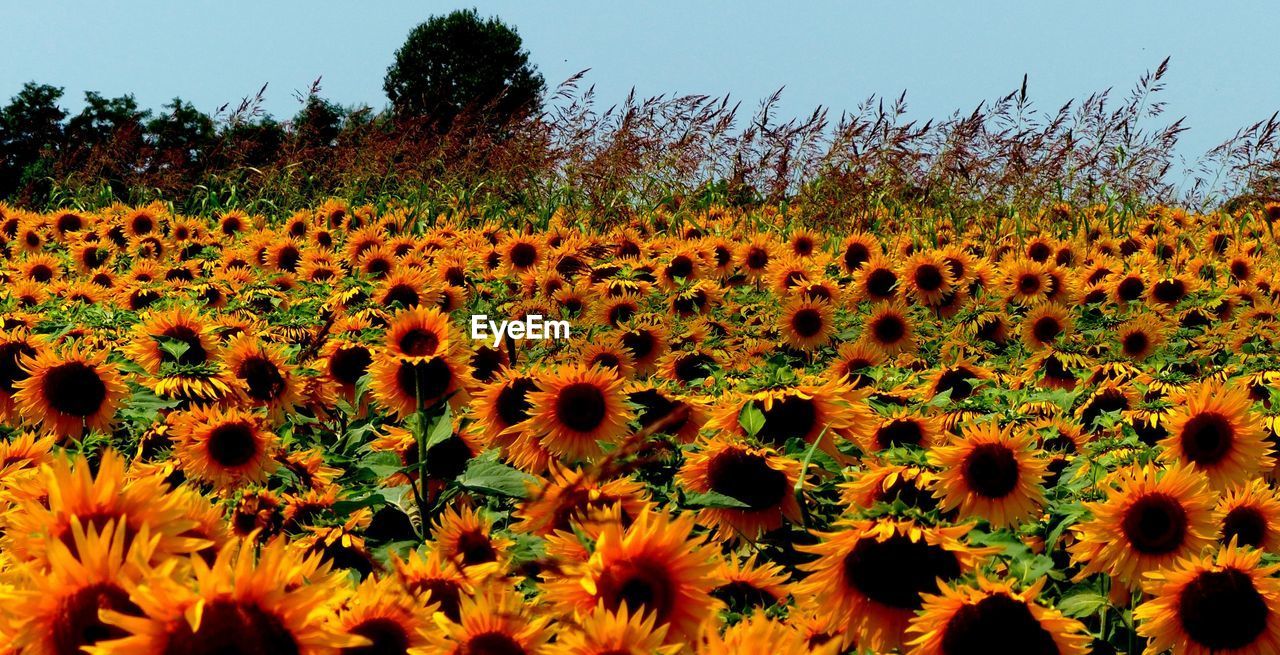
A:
[4,1,1279,176]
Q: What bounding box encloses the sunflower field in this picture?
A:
[0,198,1279,655]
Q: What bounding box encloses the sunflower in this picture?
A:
[418,586,553,655]
[544,509,720,645]
[0,328,44,421]
[376,268,441,309]
[705,379,872,457]
[780,297,834,352]
[170,405,280,488]
[223,335,303,420]
[1135,542,1280,655]
[853,255,899,302]
[796,520,989,652]
[1116,314,1166,361]
[1004,259,1051,305]
[1113,270,1147,303]
[1215,478,1280,551]
[903,251,956,306]
[626,381,708,443]
[13,344,127,437]
[860,409,940,453]
[737,235,776,279]
[524,365,632,461]
[906,577,1089,655]
[125,306,231,401]
[1069,462,1218,586]
[709,552,792,612]
[329,577,434,654]
[7,518,156,655]
[838,232,880,275]
[93,536,356,655]
[928,421,1047,528]
[513,464,654,537]
[429,504,512,570]
[861,301,915,355]
[841,462,943,513]
[550,603,676,655]
[2,449,204,564]
[676,436,802,540]
[473,369,540,444]
[320,338,374,404]
[696,611,833,655]
[1020,303,1072,350]
[1160,379,1273,489]
[388,548,480,622]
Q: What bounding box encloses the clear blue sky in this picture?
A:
[4,1,1279,170]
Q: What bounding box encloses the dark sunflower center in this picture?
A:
[0,341,36,393]
[672,353,713,382]
[57,213,83,232]
[914,264,944,291]
[1121,493,1188,554]
[275,246,300,271]
[207,422,259,468]
[1117,277,1145,301]
[1018,274,1042,295]
[1153,279,1186,304]
[161,325,208,366]
[30,263,53,282]
[425,434,473,480]
[1122,331,1149,357]
[598,559,675,622]
[399,328,440,357]
[343,617,410,655]
[940,593,1059,655]
[667,255,694,279]
[412,580,462,622]
[42,361,108,417]
[1178,568,1270,651]
[238,357,286,402]
[876,419,924,449]
[384,284,420,308]
[961,443,1020,498]
[395,358,453,406]
[1223,506,1268,549]
[590,352,622,369]
[163,598,299,655]
[745,247,769,270]
[131,215,154,234]
[52,582,140,655]
[465,632,527,655]
[454,529,498,566]
[757,396,817,446]
[509,242,538,268]
[329,346,372,386]
[866,268,897,297]
[1179,411,1234,465]
[1080,390,1129,431]
[495,378,536,427]
[976,318,1006,344]
[791,308,824,338]
[620,330,656,361]
[365,257,391,277]
[844,242,870,270]
[842,534,961,610]
[555,382,608,433]
[706,450,788,510]
[1032,317,1062,344]
[871,314,906,344]
[1231,261,1251,281]
[935,368,976,400]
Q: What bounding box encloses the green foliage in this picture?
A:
[384,9,544,131]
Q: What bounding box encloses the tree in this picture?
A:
[66,92,150,149]
[292,96,345,151]
[146,98,215,170]
[384,9,545,133]
[0,82,67,197]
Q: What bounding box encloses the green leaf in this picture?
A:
[683,490,752,509]
[424,403,454,451]
[739,403,765,437]
[154,336,191,362]
[456,451,538,498]
[1057,591,1108,618]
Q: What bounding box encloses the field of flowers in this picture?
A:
[0,198,1277,654]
